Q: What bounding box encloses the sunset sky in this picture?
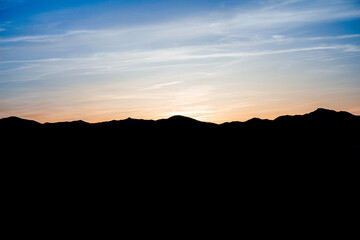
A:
[1,0,360,123]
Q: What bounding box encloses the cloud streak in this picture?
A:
[1,42,359,85]
[143,81,183,90]
[1,0,359,45]
[0,30,95,43]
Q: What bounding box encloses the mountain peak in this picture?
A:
[168,115,198,122]
[312,108,336,114]
[1,116,26,121]
[0,116,40,126]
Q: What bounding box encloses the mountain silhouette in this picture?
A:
[1,108,359,161]
[3,108,359,215]
[0,116,41,128]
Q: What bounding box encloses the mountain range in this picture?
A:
[2,107,359,211]
[1,108,359,160]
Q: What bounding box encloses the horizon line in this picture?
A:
[1,108,358,125]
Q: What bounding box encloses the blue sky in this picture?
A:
[1,0,360,122]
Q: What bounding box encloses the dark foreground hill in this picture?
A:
[1,108,359,160]
[2,108,359,227]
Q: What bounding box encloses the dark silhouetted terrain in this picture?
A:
[1,108,359,160]
[2,108,358,225]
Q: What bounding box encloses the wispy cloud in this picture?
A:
[0,30,95,43]
[1,0,359,45]
[306,34,360,41]
[2,41,360,85]
[2,42,359,84]
[143,81,183,90]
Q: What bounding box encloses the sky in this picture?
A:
[0,0,360,123]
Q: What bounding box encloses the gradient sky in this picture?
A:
[1,0,360,123]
